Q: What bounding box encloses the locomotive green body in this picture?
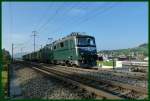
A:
[52,36,78,65]
[23,32,97,67]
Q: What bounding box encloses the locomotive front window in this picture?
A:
[78,37,95,46]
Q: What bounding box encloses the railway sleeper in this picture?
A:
[69,85,78,89]
[119,91,131,96]
[63,80,96,99]
[32,67,123,99]
[39,65,145,99]
[34,64,147,97]
[31,63,147,98]
[47,70,124,98]
[60,80,93,99]
[40,68,100,99]
[96,84,109,89]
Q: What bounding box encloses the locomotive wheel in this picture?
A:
[54,60,57,65]
[65,61,69,66]
[72,64,76,67]
[62,63,65,66]
[70,62,73,67]
[72,64,78,68]
[67,64,70,67]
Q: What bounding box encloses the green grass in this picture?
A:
[97,60,115,66]
[2,71,8,88]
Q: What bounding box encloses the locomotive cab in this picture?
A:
[76,36,97,67]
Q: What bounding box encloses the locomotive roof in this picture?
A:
[52,32,94,44]
[65,32,94,38]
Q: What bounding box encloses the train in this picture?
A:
[22,32,97,68]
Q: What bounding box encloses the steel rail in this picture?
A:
[41,65,148,95]
[22,61,147,99]
[32,66,123,99]
[54,65,147,80]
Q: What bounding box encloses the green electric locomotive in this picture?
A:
[23,32,97,67]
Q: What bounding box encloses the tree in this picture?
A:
[2,49,11,71]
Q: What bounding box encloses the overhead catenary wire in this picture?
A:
[38,2,106,37]
[33,3,66,48]
[33,2,55,31]
[39,2,92,34]
[47,3,116,36]
[75,3,117,30]
[66,3,116,30]
[9,3,29,56]
[37,2,66,32]
[37,2,79,33]
[30,3,116,52]
[35,2,81,46]
[9,3,34,55]
[34,3,97,42]
[54,3,111,34]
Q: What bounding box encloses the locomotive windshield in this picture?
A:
[77,37,95,46]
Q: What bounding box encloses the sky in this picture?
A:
[2,2,148,54]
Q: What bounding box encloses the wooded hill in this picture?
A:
[98,43,148,57]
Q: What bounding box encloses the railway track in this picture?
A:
[32,67,122,99]
[42,63,147,80]
[19,61,147,80]
[23,62,147,99]
[41,63,147,88]
[67,66,147,80]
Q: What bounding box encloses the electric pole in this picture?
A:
[41,45,42,49]
[32,31,38,52]
[21,47,24,55]
[112,52,115,70]
[12,43,14,62]
[21,47,23,53]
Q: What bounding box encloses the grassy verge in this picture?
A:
[2,71,8,88]
[2,65,8,98]
[97,60,116,66]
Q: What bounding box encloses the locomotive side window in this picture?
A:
[49,46,51,50]
[70,40,74,48]
[64,40,68,47]
[57,44,59,49]
[60,42,64,48]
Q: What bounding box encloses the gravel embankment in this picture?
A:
[12,63,84,99]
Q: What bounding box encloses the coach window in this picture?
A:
[60,42,64,48]
[64,40,68,47]
[49,46,52,50]
[54,46,56,49]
